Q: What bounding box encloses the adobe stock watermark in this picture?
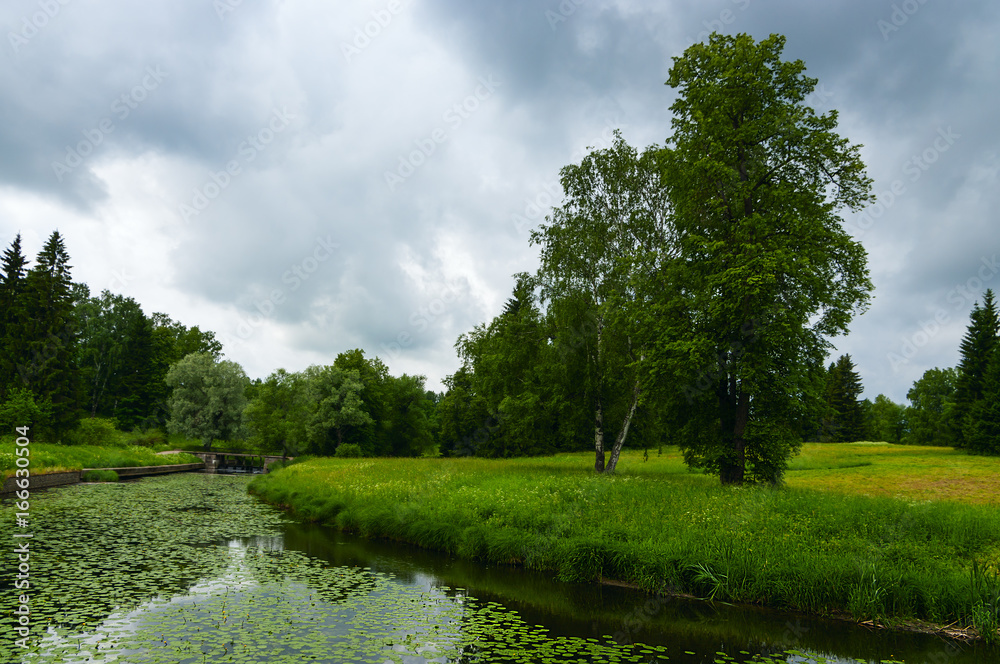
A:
[11,426,34,650]
[682,320,761,404]
[877,0,930,41]
[341,0,407,63]
[804,83,835,113]
[511,120,623,237]
[545,0,586,31]
[384,75,502,192]
[850,125,959,237]
[214,0,246,21]
[888,254,1000,372]
[179,106,296,222]
[51,66,168,183]
[229,235,340,342]
[446,411,504,457]
[8,0,73,54]
[107,267,132,292]
[608,586,675,646]
[682,0,752,48]
[380,278,466,360]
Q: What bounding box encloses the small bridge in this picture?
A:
[184,452,292,474]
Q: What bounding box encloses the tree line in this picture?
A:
[434,32,998,482]
[862,289,1000,454]
[440,33,874,484]
[0,230,221,439]
[2,33,995,478]
[0,231,441,457]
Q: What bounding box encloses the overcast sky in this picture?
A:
[2,0,998,402]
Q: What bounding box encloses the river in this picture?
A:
[1,473,996,663]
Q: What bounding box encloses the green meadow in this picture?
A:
[249,444,1000,640]
[0,441,201,481]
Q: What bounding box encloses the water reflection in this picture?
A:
[278,512,998,664]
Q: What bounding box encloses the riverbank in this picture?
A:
[0,442,202,482]
[248,445,1000,642]
[10,472,975,664]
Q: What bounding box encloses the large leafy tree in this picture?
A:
[532,132,675,473]
[75,289,157,429]
[165,352,248,451]
[953,289,999,448]
[648,33,874,484]
[383,373,436,457]
[244,368,309,457]
[332,349,391,455]
[437,367,492,456]
[868,394,907,445]
[148,313,224,427]
[904,367,958,446]
[303,365,372,456]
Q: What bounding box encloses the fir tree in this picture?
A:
[22,231,80,437]
[0,234,29,399]
[964,349,1000,455]
[954,290,999,447]
[822,354,866,442]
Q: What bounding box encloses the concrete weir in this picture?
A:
[186,452,290,474]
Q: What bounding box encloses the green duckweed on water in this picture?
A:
[0,474,884,663]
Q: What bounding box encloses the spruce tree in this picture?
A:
[822,354,865,442]
[0,234,29,400]
[112,310,157,430]
[835,354,865,441]
[963,350,1000,455]
[954,290,999,447]
[22,231,80,438]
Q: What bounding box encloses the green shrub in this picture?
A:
[68,418,124,447]
[334,444,363,458]
[124,429,166,448]
[81,469,119,483]
[0,388,52,433]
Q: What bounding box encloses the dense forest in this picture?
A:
[2,233,997,468]
[2,35,998,483]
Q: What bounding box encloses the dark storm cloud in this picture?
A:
[0,0,997,399]
[0,0,296,206]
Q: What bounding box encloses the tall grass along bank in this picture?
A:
[0,441,201,481]
[248,447,1000,640]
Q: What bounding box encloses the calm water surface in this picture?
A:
[1,473,995,663]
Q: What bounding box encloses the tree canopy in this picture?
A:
[641,33,873,483]
[532,131,673,473]
[165,352,248,451]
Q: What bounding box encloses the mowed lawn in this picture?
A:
[783,443,1000,506]
[516,442,1000,506]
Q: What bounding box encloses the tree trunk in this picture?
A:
[593,314,606,473]
[604,379,640,474]
[719,389,749,485]
[594,393,605,472]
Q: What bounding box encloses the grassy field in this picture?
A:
[0,440,202,480]
[784,443,1000,505]
[249,443,1000,640]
